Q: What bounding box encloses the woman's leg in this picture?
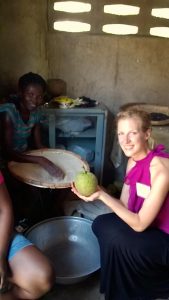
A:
[8,245,55,299]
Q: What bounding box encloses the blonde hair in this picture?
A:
[116,109,151,133]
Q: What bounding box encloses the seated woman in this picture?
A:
[0,170,55,300]
[0,72,64,178]
[0,72,64,224]
[71,109,169,300]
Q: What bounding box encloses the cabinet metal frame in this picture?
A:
[40,106,108,183]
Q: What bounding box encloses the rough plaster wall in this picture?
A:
[0,0,48,97]
[48,34,169,114]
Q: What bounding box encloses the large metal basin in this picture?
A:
[25,216,100,284]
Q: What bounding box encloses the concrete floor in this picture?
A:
[41,271,104,300]
[40,270,169,300]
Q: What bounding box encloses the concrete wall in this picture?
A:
[48,33,169,113]
[0,1,169,114]
[0,0,48,97]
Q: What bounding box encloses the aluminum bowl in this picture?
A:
[25,216,100,284]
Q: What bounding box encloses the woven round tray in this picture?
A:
[8,149,89,189]
[120,103,169,126]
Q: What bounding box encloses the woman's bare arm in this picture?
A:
[2,116,64,179]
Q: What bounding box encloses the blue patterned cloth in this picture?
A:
[0,103,42,152]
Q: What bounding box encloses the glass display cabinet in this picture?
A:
[40,104,112,184]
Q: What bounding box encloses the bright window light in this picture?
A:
[54,21,91,32]
[104,4,140,16]
[54,1,91,13]
[150,27,169,38]
[102,24,138,35]
[151,8,169,19]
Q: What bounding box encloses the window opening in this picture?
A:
[102,24,138,35]
[151,8,169,20]
[54,21,91,32]
[104,4,140,16]
[150,27,169,38]
[49,1,169,38]
[54,1,91,13]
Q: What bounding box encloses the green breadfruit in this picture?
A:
[74,171,98,197]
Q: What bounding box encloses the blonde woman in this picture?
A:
[72,110,169,300]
